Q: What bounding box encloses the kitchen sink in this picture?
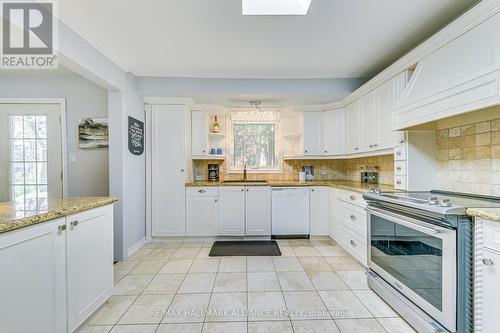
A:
[222,180,268,183]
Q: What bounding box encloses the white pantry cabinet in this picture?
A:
[186,187,219,236]
[0,205,114,333]
[303,112,324,155]
[323,108,346,155]
[148,104,188,236]
[310,187,330,236]
[218,186,246,236]
[245,187,272,236]
[191,110,208,156]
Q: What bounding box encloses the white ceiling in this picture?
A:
[57,0,475,79]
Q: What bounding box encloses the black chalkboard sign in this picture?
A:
[128,116,144,155]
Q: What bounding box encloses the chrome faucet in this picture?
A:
[243,164,247,181]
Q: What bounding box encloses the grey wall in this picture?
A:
[0,73,109,197]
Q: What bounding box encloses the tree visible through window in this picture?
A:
[233,123,276,168]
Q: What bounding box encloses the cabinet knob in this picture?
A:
[349,195,356,201]
[354,147,359,150]
[246,189,249,192]
[396,151,402,156]
[399,140,404,144]
[181,169,184,172]
[350,240,357,247]
[374,144,378,147]
[214,199,218,203]
[483,258,494,266]
[58,224,67,232]
[70,220,79,227]
[369,145,373,148]
[350,215,357,221]
[396,180,402,185]
[396,167,402,171]
[311,189,315,192]
[241,189,244,192]
[203,150,206,153]
[324,150,327,153]
[198,189,206,193]
[304,150,308,153]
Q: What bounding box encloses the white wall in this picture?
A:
[0,73,109,197]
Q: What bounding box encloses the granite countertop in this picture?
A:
[186,180,396,193]
[0,197,119,234]
[466,208,500,222]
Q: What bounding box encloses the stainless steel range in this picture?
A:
[363,190,500,333]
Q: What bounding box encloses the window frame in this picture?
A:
[227,116,282,174]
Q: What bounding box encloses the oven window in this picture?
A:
[370,214,443,310]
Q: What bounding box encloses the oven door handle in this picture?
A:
[367,207,447,236]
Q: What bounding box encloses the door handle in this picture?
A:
[483,258,494,266]
[70,220,79,227]
[350,215,357,221]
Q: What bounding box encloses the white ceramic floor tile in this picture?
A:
[318,291,372,319]
[109,325,158,333]
[114,274,124,285]
[181,242,205,248]
[248,321,293,333]
[276,240,290,247]
[337,271,370,290]
[353,290,397,318]
[86,296,136,325]
[314,246,347,257]
[112,275,155,295]
[129,259,167,275]
[248,292,288,322]
[273,257,304,272]
[288,240,313,246]
[324,256,364,271]
[145,248,176,260]
[142,273,185,295]
[307,271,349,291]
[196,248,212,258]
[248,272,281,292]
[283,291,330,320]
[178,273,216,293]
[127,249,153,261]
[298,257,333,272]
[162,293,210,323]
[277,271,315,291]
[75,326,113,333]
[278,247,296,257]
[291,319,340,333]
[172,248,201,259]
[160,259,194,274]
[156,323,203,333]
[334,318,386,333]
[213,272,247,292]
[292,246,321,257]
[206,292,247,322]
[202,322,247,333]
[118,294,174,324]
[189,259,220,273]
[247,257,275,272]
[377,318,416,333]
[114,261,140,275]
[219,257,247,272]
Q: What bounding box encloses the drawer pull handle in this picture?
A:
[350,215,357,221]
[58,224,67,232]
[214,199,218,203]
[396,167,402,171]
[396,180,402,185]
[350,240,357,247]
[396,151,402,156]
[483,258,494,266]
[70,220,79,227]
[349,195,356,201]
[198,189,206,193]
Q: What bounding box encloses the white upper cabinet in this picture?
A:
[324,108,346,155]
[303,112,324,155]
[394,11,500,130]
[191,110,208,156]
[245,187,272,236]
[359,91,378,152]
[346,101,361,154]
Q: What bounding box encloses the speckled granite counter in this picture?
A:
[0,197,119,234]
[466,208,500,222]
[186,180,396,193]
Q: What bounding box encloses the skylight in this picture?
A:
[242,0,312,16]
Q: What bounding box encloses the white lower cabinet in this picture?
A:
[245,187,272,236]
[218,187,246,236]
[186,187,219,236]
[0,205,114,333]
[310,187,329,236]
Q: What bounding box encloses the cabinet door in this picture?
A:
[303,112,324,155]
[245,187,271,235]
[346,101,361,153]
[151,105,186,236]
[324,109,346,155]
[360,91,378,152]
[310,187,330,235]
[481,248,500,333]
[218,187,245,236]
[66,205,114,332]
[191,110,208,156]
[187,196,219,236]
[328,189,340,240]
[0,218,67,333]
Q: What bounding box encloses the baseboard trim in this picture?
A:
[127,237,146,258]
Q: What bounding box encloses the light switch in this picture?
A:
[70,153,76,163]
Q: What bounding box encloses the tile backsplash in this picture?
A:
[437,117,500,196]
[192,154,395,185]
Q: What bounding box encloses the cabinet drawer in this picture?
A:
[394,176,407,190]
[186,187,219,197]
[339,202,367,236]
[342,226,367,265]
[394,161,407,176]
[336,190,367,208]
[484,220,500,252]
[394,144,407,161]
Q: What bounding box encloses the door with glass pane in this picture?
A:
[0,104,63,210]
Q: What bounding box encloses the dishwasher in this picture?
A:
[271,187,310,237]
